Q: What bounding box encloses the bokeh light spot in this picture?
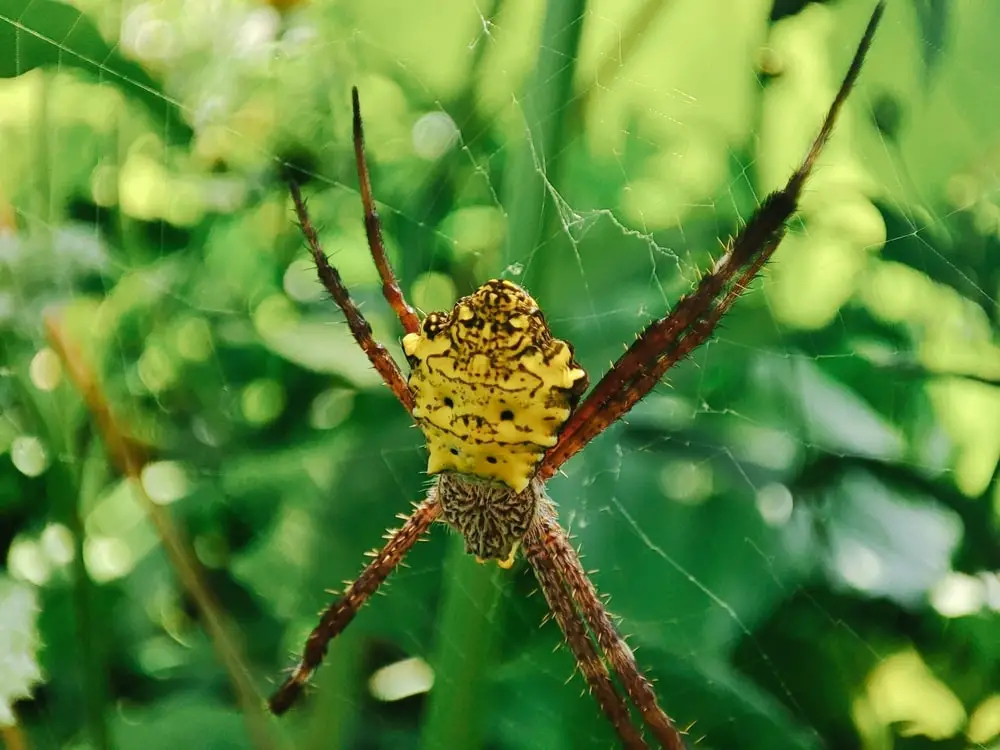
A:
[84,536,134,583]
[40,524,74,566]
[929,572,985,618]
[141,461,191,506]
[7,538,50,587]
[284,257,327,302]
[10,436,49,478]
[756,483,794,526]
[658,460,713,505]
[29,348,62,392]
[175,317,214,362]
[412,272,457,313]
[369,657,435,702]
[309,388,356,430]
[412,111,458,160]
[241,378,286,426]
[138,344,179,394]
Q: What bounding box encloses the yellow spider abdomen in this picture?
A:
[403,279,587,493]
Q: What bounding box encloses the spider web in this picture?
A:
[2,1,999,749]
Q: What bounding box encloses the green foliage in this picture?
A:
[0,576,41,725]
[1,1,999,749]
[0,0,191,143]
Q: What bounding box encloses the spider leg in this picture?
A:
[289,180,416,412]
[352,87,421,335]
[268,495,441,715]
[536,1,884,480]
[524,510,649,749]
[532,500,686,750]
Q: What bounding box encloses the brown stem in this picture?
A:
[43,313,277,750]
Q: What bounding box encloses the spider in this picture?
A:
[269,5,883,748]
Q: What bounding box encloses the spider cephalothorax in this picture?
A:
[270,6,885,747]
[403,278,588,492]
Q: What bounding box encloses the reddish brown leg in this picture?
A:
[268,496,441,714]
[524,515,648,749]
[289,181,415,412]
[536,2,884,480]
[351,87,421,336]
[535,502,686,749]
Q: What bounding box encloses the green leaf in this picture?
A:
[0,0,191,143]
[110,697,250,750]
[0,576,42,726]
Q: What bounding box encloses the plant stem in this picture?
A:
[1,723,30,750]
[14,370,112,750]
[43,314,278,750]
[66,446,113,750]
[419,1,588,747]
[303,626,364,750]
[27,67,113,750]
[500,0,588,299]
[418,539,504,750]
[580,0,671,111]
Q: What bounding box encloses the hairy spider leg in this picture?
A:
[524,512,650,750]
[288,180,416,412]
[537,1,885,480]
[271,4,885,739]
[351,87,421,335]
[535,504,685,749]
[268,496,441,714]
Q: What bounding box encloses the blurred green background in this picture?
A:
[1,0,999,748]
